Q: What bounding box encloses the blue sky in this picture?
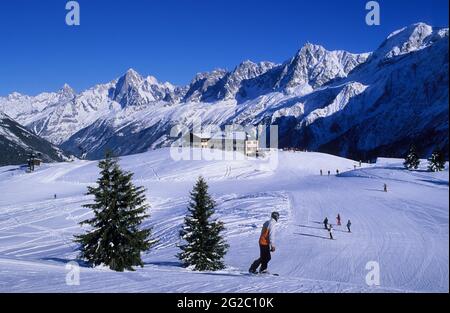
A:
[0,0,448,96]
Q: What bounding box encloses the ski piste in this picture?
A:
[0,146,447,292]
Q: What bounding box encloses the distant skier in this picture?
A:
[323,217,329,229]
[249,211,279,274]
[328,224,334,240]
[327,170,330,176]
[384,183,388,192]
[336,169,339,175]
[54,194,57,199]
[320,169,323,176]
[336,214,341,226]
[347,220,352,233]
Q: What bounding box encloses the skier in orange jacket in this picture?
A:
[249,212,279,274]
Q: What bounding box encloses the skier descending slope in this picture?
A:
[249,212,279,274]
[347,220,352,233]
[328,224,334,240]
[323,217,329,229]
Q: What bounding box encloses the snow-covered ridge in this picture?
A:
[374,22,448,60]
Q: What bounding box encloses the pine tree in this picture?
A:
[74,152,154,271]
[178,176,228,271]
[403,144,420,170]
[428,149,446,172]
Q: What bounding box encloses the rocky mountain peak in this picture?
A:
[275,43,368,90]
[58,84,76,99]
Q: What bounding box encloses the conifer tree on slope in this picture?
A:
[74,152,154,271]
[428,149,446,172]
[404,144,421,170]
[178,176,228,271]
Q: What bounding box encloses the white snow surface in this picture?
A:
[0,148,447,293]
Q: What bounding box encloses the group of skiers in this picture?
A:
[320,169,340,176]
[247,165,364,275]
[322,161,364,174]
[248,211,353,274]
[323,214,351,240]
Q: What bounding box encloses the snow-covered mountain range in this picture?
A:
[0,22,448,160]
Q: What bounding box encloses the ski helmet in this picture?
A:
[271,211,280,221]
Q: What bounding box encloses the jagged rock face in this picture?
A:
[111,69,177,107]
[230,45,369,100]
[112,69,144,106]
[221,61,278,100]
[274,44,370,89]
[180,61,278,103]
[0,113,69,166]
[0,23,448,161]
[182,69,228,102]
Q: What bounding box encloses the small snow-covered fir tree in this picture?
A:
[404,144,420,170]
[178,176,228,271]
[74,152,154,272]
[428,149,446,172]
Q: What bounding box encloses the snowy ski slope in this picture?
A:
[0,149,448,292]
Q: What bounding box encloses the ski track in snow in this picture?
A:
[0,148,447,293]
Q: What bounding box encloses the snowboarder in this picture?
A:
[336,214,341,226]
[323,217,329,229]
[347,220,352,233]
[384,183,388,192]
[328,224,334,240]
[249,212,279,274]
